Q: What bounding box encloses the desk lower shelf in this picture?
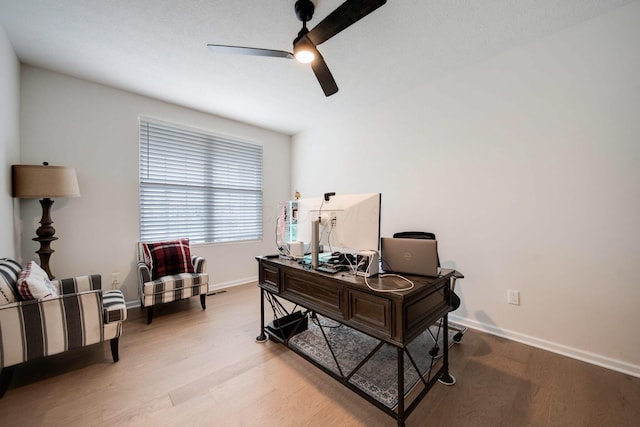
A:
[269,314,455,411]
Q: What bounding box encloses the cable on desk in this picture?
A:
[365,273,415,293]
[363,255,415,293]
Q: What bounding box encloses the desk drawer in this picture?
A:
[347,289,392,337]
[281,270,343,319]
[259,263,280,293]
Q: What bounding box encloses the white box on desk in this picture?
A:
[356,250,379,277]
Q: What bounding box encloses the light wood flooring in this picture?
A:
[1,283,638,426]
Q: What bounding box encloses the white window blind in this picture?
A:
[139,118,263,244]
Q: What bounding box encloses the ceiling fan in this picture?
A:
[207,0,387,97]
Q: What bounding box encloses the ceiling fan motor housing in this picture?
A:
[295,0,315,23]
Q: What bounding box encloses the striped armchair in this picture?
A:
[0,258,127,397]
[137,240,209,324]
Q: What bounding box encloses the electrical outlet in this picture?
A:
[507,289,520,305]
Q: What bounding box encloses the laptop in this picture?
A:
[380,237,439,277]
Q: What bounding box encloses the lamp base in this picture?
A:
[34,197,58,280]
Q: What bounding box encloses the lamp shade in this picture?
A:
[12,164,81,198]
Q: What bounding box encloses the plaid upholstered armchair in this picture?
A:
[0,258,127,397]
[136,239,209,324]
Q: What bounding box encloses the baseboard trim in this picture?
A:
[449,315,640,379]
[207,276,257,293]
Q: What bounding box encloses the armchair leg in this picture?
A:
[147,307,154,324]
[200,293,207,310]
[0,366,15,398]
[110,338,120,362]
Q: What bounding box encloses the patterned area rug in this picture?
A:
[288,317,457,409]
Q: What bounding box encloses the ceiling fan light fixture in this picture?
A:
[293,36,315,63]
[294,48,315,63]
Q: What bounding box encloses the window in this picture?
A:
[139,118,263,244]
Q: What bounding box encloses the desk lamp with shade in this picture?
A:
[12,162,80,279]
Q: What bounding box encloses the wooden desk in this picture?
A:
[256,255,459,426]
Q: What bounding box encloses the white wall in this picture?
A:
[19,66,291,302]
[292,3,640,375]
[0,25,20,258]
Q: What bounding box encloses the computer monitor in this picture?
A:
[295,193,381,254]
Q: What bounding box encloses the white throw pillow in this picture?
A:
[17,261,58,300]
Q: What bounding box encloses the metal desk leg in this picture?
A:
[438,313,456,385]
[397,346,405,427]
[256,288,268,343]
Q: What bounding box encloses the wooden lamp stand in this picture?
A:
[33,197,59,279]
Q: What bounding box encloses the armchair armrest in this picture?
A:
[103,289,127,323]
[52,274,102,295]
[137,261,152,283]
[192,256,206,274]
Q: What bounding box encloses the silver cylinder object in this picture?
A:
[311,219,319,269]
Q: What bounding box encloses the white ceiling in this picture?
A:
[0,0,633,135]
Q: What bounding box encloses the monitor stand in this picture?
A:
[311,219,319,269]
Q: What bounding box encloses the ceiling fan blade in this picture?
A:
[310,49,338,97]
[307,0,386,46]
[207,44,293,59]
